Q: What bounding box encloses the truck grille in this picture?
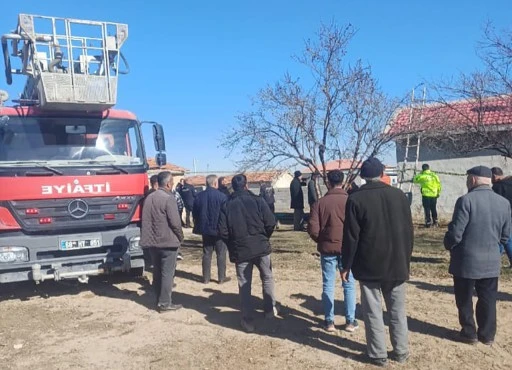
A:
[6,196,141,233]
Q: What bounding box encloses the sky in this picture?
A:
[0,0,510,172]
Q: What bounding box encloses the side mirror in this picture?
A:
[156,152,167,167]
[152,123,166,152]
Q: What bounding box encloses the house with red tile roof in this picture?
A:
[390,95,512,219]
[146,158,189,187]
[301,159,362,173]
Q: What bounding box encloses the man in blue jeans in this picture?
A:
[307,170,358,332]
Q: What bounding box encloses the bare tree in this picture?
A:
[399,22,512,158]
[221,22,399,187]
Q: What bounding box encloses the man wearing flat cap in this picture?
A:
[341,157,413,367]
[444,165,510,346]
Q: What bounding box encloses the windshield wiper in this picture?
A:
[34,164,64,176]
[84,161,129,174]
[0,161,63,175]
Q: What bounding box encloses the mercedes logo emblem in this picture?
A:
[68,199,89,219]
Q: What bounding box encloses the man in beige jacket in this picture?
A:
[140,171,184,312]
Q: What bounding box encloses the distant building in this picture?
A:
[301,160,398,187]
[146,158,189,186]
[184,171,294,192]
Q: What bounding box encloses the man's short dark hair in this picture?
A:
[157,171,172,188]
[491,167,503,176]
[231,174,247,191]
[327,170,344,186]
[150,174,158,186]
[422,164,430,171]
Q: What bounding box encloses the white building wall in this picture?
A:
[396,140,512,221]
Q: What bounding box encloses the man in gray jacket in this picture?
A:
[141,171,184,312]
[444,165,510,345]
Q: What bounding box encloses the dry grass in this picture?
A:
[183,223,511,280]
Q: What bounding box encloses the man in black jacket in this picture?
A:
[341,157,413,367]
[290,170,304,231]
[491,167,512,267]
[178,178,196,228]
[193,174,230,284]
[218,174,278,332]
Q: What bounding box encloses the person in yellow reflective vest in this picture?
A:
[413,164,442,228]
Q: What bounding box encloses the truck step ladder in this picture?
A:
[2,14,129,111]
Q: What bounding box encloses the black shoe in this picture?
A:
[478,336,494,346]
[218,276,232,284]
[157,304,183,312]
[391,352,409,363]
[454,332,478,345]
[368,358,388,367]
[203,279,210,284]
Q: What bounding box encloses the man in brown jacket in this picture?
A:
[307,170,358,333]
[140,171,184,312]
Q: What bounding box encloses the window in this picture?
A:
[0,115,144,166]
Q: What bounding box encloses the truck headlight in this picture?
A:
[0,246,29,263]
[129,236,140,252]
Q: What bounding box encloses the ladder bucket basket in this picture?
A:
[2,14,129,111]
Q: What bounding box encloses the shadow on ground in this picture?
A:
[172,288,371,365]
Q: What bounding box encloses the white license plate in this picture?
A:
[59,236,102,250]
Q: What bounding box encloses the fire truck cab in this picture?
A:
[0,14,166,283]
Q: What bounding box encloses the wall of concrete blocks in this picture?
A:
[396,140,512,222]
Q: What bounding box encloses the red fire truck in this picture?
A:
[0,14,166,283]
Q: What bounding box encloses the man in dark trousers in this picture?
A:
[308,172,320,208]
[140,171,184,312]
[179,178,196,228]
[308,170,358,333]
[491,166,512,267]
[413,163,442,228]
[218,174,279,333]
[341,157,413,367]
[193,174,230,284]
[444,166,510,345]
[290,170,304,231]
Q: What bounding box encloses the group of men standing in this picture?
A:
[306,158,413,367]
[301,159,511,366]
[140,159,511,367]
[140,171,279,333]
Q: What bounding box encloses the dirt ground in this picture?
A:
[0,226,511,370]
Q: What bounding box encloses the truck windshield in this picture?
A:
[0,116,144,167]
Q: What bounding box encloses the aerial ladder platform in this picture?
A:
[2,14,129,111]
